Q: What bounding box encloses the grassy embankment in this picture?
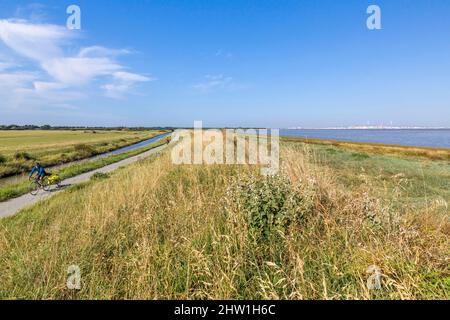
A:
[0,137,169,202]
[0,130,167,178]
[0,136,448,299]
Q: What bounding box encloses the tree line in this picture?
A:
[0,125,175,131]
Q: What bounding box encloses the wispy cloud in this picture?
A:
[0,19,67,61]
[0,19,153,109]
[193,74,248,93]
[0,71,36,89]
[0,61,15,71]
[215,49,233,59]
[15,3,49,23]
[102,71,155,99]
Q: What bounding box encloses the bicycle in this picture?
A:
[29,173,62,196]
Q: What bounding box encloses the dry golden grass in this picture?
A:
[0,141,448,299]
[0,129,165,178]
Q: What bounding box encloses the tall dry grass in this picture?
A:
[0,142,448,299]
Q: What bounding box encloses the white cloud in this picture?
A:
[102,72,154,98]
[78,46,132,58]
[15,3,49,23]
[0,72,84,110]
[193,74,239,93]
[0,19,67,61]
[113,71,152,82]
[215,49,233,59]
[0,19,152,109]
[0,71,36,88]
[0,62,14,71]
[33,81,67,92]
[42,57,122,85]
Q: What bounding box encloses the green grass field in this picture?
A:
[0,138,169,202]
[0,138,448,299]
[0,130,166,178]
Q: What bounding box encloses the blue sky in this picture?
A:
[0,0,449,127]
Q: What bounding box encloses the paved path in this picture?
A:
[0,144,168,219]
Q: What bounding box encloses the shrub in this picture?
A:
[13,152,34,161]
[226,173,314,239]
[0,188,20,202]
[0,154,6,164]
[74,144,95,156]
[90,172,110,181]
[326,148,337,154]
[59,153,69,163]
[351,152,370,160]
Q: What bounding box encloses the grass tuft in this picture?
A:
[90,172,110,181]
[13,152,35,161]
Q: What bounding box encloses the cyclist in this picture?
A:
[29,162,48,182]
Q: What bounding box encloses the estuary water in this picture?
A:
[280,129,450,149]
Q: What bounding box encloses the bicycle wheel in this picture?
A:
[42,177,51,191]
[29,181,40,196]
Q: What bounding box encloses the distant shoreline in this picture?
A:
[281,135,450,161]
[280,128,450,149]
[286,127,450,130]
